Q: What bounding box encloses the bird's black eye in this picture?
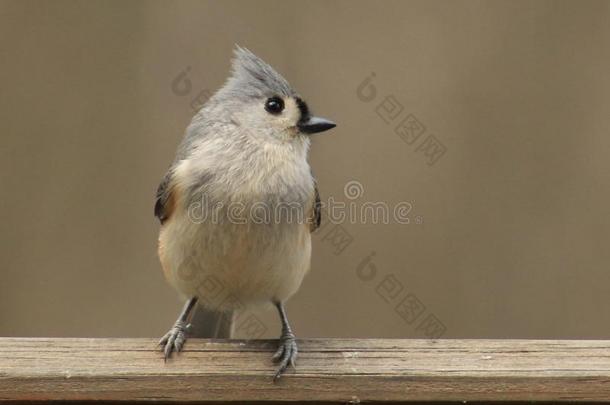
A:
[264,97,284,115]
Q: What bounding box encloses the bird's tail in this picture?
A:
[188,306,233,338]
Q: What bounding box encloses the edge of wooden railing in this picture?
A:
[1,338,610,402]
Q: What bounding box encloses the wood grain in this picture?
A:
[0,338,609,402]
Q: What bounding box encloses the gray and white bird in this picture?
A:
[155,46,336,379]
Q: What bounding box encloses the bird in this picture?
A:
[155,46,336,380]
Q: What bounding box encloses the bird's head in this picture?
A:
[209,46,336,144]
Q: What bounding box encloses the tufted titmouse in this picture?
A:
[155,46,336,379]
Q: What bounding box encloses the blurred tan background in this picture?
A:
[1,0,609,340]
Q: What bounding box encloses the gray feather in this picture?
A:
[311,181,322,232]
[154,169,173,223]
[221,45,296,100]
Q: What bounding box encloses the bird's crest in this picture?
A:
[223,46,296,100]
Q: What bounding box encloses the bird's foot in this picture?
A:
[158,320,189,361]
[272,332,298,381]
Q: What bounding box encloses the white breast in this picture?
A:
[159,136,314,310]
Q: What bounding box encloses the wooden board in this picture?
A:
[1,338,610,402]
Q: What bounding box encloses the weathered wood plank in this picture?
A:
[0,338,609,402]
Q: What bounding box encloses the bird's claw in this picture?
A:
[158,320,188,361]
[272,334,297,381]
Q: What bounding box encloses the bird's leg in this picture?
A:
[158,297,198,361]
[272,301,298,381]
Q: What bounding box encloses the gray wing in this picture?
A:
[154,170,174,224]
[310,181,322,232]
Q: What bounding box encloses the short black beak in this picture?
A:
[297,116,336,134]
